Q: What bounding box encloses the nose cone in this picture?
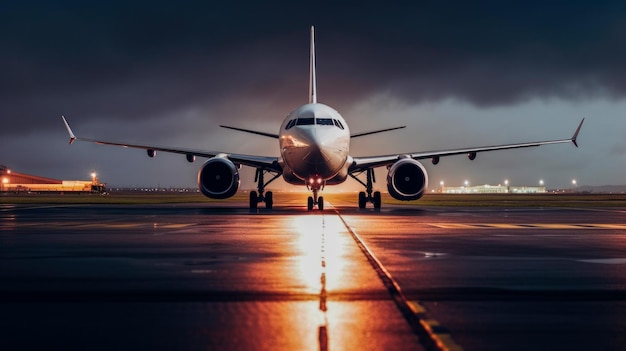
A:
[300,128,332,169]
[284,126,345,179]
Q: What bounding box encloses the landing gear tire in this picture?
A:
[373,191,381,209]
[307,196,314,211]
[358,192,367,209]
[265,191,273,209]
[249,191,258,209]
[318,196,324,211]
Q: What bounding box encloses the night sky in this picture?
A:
[2,1,625,190]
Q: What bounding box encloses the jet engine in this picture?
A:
[198,157,240,199]
[386,158,428,201]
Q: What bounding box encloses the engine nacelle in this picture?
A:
[387,158,428,201]
[197,157,240,199]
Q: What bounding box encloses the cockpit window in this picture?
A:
[296,118,315,125]
[288,117,345,129]
[334,119,345,130]
[316,118,334,126]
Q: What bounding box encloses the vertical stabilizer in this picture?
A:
[309,26,317,104]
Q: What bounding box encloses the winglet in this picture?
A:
[309,25,317,104]
[571,118,585,148]
[61,116,77,145]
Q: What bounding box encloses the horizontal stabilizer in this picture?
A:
[351,126,406,138]
[219,125,279,139]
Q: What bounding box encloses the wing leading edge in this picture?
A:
[350,118,585,172]
[61,116,281,171]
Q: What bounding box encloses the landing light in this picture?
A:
[309,177,323,185]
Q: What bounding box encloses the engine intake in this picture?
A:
[198,157,240,199]
[387,158,428,201]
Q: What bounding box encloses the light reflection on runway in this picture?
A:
[291,215,325,292]
[290,215,352,293]
[290,215,330,350]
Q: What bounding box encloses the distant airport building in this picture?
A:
[0,165,105,193]
[441,184,546,194]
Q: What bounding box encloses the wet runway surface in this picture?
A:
[1,196,626,350]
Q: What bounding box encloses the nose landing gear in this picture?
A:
[307,191,324,211]
[306,178,325,211]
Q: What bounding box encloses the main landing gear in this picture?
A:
[350,168,382,209]
[249,168,280,209]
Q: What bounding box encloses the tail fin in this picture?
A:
[309,25,317,104]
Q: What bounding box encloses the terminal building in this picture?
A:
[0,165,105,193]
[440,184,546,194]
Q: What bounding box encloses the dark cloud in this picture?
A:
[3,1,626,135]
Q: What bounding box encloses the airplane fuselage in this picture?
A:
[278,103,351,187]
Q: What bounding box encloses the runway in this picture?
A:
[1,195,626,350]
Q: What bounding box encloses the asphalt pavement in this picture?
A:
[1,195,625,350]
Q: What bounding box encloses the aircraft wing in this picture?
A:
[62,116,281,172]
[350,118,584,172]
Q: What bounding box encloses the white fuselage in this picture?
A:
[278,103,352,186]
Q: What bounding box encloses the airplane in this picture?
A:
[62,26,584,211]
